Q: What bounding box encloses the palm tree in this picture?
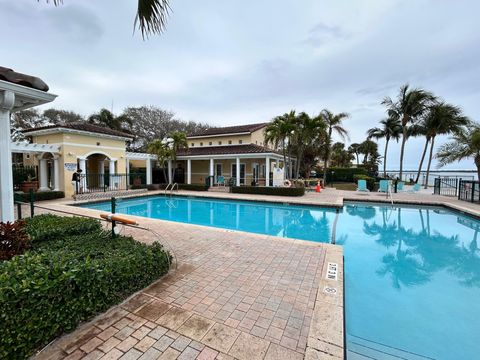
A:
[168,131,188,183]
[382,84,436,179]
[320,109,350,184]
[358,139,378,165]
[147,139,171,183]
[41,0,170,38]
[291,112,326,177]
[348,143,361,166]
[421,103,469,188]
[264,111,296,179]
[88,109,132,133]
[437,123,480,180]
[367,115,402,177]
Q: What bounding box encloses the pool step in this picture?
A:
[347,335,435,360]
[208,186,230,193]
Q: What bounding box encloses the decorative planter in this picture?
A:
[20,181,39,193]
[133,178,142,186]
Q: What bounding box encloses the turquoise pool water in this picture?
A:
[80,197,480,359]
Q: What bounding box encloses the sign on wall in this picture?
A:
[64,163,77,172]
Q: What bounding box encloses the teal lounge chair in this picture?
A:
[216,175,225,186]
[408,183,421,193]
[378,180,390,193]
[357,179,370,192]
[397,181,405,192]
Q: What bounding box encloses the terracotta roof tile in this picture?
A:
[0,66,49,92]
[22,122,134,139]
[188,123,268,137]
[177,143,282,156]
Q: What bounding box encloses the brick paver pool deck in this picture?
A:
[30,188,479,360]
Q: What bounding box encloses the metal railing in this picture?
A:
[458,180,480,203]
[75,173,146,195]
[433,177,459,197]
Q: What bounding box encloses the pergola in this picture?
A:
[0,67,57,222]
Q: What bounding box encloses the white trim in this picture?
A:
[59,142,126,151]
[0,80,57,111]
[176,153,284,161]
[11,141,60,154]
[24,127,132,141]
[126,152,156,160]
[187,131,251,139]
[82,150,112,159]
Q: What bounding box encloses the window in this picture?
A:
[228,140,232,144]
[209,141,212,145]
[218,141,222,145]
[239,140,243,144]
[191,143,195,147]
[200,142,203,146]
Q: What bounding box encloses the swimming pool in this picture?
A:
[80,196,480,359]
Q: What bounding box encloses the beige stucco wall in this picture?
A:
[30,132,128,198]
[187,134,252,148]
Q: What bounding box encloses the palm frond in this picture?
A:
[135,0,171,39]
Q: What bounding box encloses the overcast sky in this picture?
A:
[1,0,479,170]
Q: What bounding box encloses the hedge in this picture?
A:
[326,167,368,183]
[0,215,170,359]
[231,186,305,196]
[14,191,65,202]
[353,174,376,191]
[148,183,209,191]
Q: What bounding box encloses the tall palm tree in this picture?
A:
[168,131,188,183]
[88,109,132,133]
[264,111,296,179]
[437,123,480,180]
[382,84,436,179]
[358,139,378,165]
[421,103,468,188]
[348,143,361,166]
[320,109,350,184]
[41,0,171,38]
[367,115,402,177]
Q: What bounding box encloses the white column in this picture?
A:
[236,157,241,186]
[209,158,214,186]
[78,157,87,192]
[125,160,130,186]
[187,159,192,185]
[146,158,152,185]
[168,160,173,184]
[0,90,15,222]
[265,157,270,187]
[38,157,49,191]
[109,158,116,189]
[53,156,60,191]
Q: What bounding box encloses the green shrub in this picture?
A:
[14,191,64,203]
[0,215,170,359]
[231,186,305,196]
[153,183,209,191]
[326,167,368,183]
[353,174,375,191]
[25,214,102,243]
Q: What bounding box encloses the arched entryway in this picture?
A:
[38,152,60,191]
[76,152,119,193]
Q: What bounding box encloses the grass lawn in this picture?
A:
[331,182,357,191]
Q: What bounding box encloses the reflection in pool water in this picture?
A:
[80,197,480,359]
[338,204,480,359]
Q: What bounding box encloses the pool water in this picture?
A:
[80,196,480,359]
[81,196,337,243]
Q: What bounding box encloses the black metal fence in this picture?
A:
[458,180,480,203]
[12,165,38,190]
[75,173,146,195]
[433,177,459,197]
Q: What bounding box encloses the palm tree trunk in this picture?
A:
[323,131,332,186]
[356,153,359,166]
[475,155,480,185]
[282,138,287,180]
[415,138,430,184]
[383,138,389,178]
[424,136,435,189]
[399,127,407,180]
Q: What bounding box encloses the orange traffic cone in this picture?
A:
[316,181,321,193]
